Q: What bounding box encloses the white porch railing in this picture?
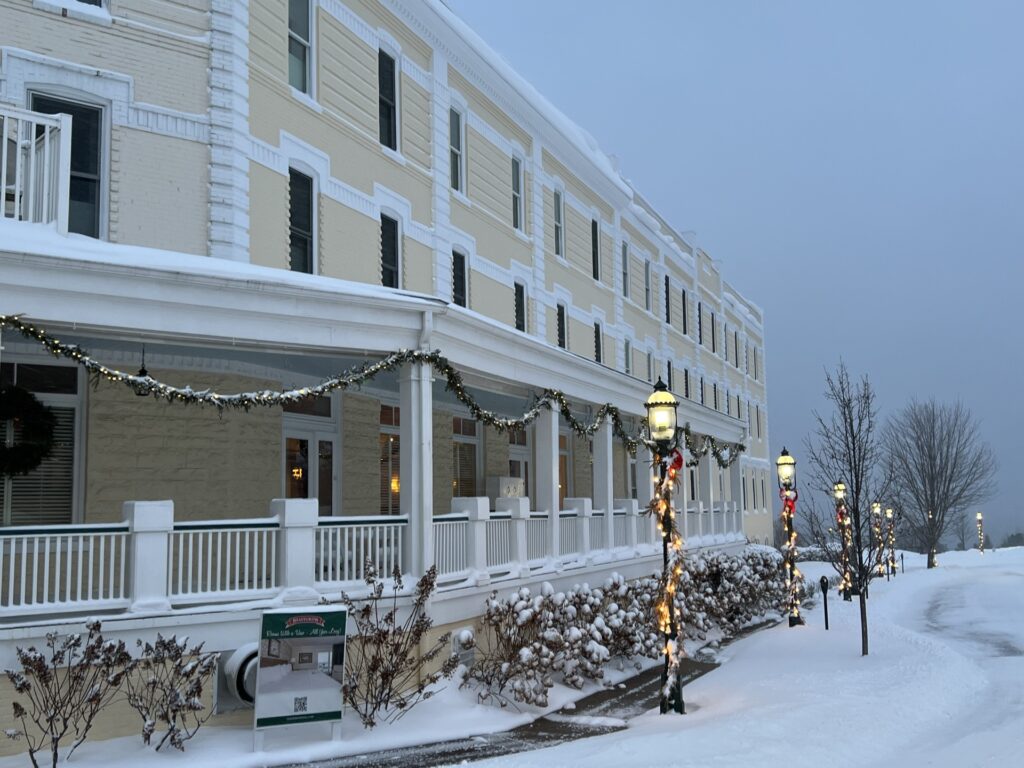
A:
[613,511,629,548]
[526,514,549,561]
[433,514,470,577]
[169,519,279,603]
[1,105,71,233]
[315,515,406,585]
[558,512,580,557]
[1,523,130,615]
[485,514,513,571]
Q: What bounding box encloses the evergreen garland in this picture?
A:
[0,386,56,477]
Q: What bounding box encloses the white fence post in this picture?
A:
[565,498,592,561]
[454,497,490,586]
[497,497,530,577]
[124,500,173,612]
[617,498,639,549]
[272,498,318,601]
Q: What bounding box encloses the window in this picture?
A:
[78,0,102,5]
[288,0,311,93]
[379,405,400,515]
[666,360,674,392]
[378,50,397,150]
[511,157,523,230]
[593,322,603,363]
[734,330,739,366]
[683,369,690,399]
[745,341,749,374]
[288,169,313,274]
[723,322,729,360]
[621,242,629,298]
[452,417,479,497]
[644,261,652,311]
[1,362,80,526]
[452,250,467,307]
[31,95,102,238]
[591,219,600,280]
[624,340,632,375]
[558,433,571,508]
[553,190,564,257]
[380,214,399,288]
[556,304,567,349]
[756,405,762,438]
[711,312,717,354]
[697,302,703,345]
[514,282,526,331]
[681,289,688,335]
[646,351,654,383]
[753,347,759,380]
[713,383,719,411]
[700,376,705,405]
[664,275,671,324]
[449,108,464,192]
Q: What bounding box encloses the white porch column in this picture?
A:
[453,497,490,586]
[697,450,715,540]
[272,497,319,601]
[729,463,745,540]
[592,416,615,551]
[637,444,655,512]
[124,500,173,612]
[496,497,530,577]
[400,362,434,577]
[535,405,560,558]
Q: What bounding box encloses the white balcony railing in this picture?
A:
[1,105,71,233]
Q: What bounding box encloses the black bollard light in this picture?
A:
[820,575,830,631]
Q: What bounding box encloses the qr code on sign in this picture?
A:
[293,697,308,713]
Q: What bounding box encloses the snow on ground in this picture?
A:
[467,548,1024,768]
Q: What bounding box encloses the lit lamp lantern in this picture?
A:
[776,448,796,491]
[833,481,846,503]
[833,480,853,599]
[977,511,985,554]
[776,447,803,626]
[645,378,679,452]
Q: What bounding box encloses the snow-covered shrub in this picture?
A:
[4,621,134,768]
[334,563,458,728]
[123,635,217,751]
[551,582,612,688]
[461,583,562,707]
[599,573,660,667]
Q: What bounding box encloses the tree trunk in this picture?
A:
[927,549,936,568]
[859,590,869,656]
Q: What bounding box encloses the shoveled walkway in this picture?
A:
[297,620,777,768]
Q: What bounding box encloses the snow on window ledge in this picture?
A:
[33,0,113,27]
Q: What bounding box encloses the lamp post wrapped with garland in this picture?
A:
[776,448,803,626]
[834,481,853,600]
[645,378,685,715]
[871,502,886,576]
[885,507,897,578]
[977,512,984,554]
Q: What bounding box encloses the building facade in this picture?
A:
[0,0,771,748]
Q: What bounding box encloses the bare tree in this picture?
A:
[803,364,893,656]
[884,400,996,568]
[954,511,969,551]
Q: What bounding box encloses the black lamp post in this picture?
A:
[871,502,885,577]
[645,377,684,715]
[776,448,803,626]
[885,507,896,578]
[834,481,853,600]
[977,512,985,554]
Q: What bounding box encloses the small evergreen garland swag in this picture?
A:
[0,386,56,477]
[0,314,745,466]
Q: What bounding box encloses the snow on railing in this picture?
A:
[169,519,279,602]
[0,523,130,615]
[315,515,406,584]
[1,105,70,233]
[589,513,607,551]
[433,514,469,576]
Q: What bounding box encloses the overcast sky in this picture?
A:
[447,0,1024,542]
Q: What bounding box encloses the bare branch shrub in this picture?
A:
[123,635,217,751]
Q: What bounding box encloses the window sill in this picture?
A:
[380,145,407,166]
[289,87,322,114]
[451,189,471,208]
[33,0,112,26]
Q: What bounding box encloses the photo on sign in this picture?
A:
[254,608,347,730]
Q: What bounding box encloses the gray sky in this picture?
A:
[447,0,1024,542]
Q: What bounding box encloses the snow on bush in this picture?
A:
[463,546,789,707]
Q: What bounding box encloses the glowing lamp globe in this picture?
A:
[776,447,796,491]
[977,511,983,521]
[833,481,846,503]
[645,378,678,447]
[872,502,881,516]
[885,507,893,520]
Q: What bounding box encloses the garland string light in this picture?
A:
[872,505,886,576]
[836,502,853,598]
[0,315,747,466]
[886,509,897,577]
[779,489,802,624]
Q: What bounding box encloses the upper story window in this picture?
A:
[621,243,629,299]
[681,289,688,335]
[449,108,464,192]
[452,250,467,307]
[380,214,400,288]
[511,157,523,230]
[553,189,564,258]
[514,282,526,331]
[683,369,690,399]
[624,339,632,375]
[711,311,717,354]
[378,50,397,150]
[644,261,652,311]
[666,360,674,392]
[646,351,654,383]
[713,382,719,411]
[30,95,101,238]
[591,219,600,280]
[697,301,703,345]
[664,275,671,324]
[753,347,759,380]
[733,330,740,367]
[288,0,311,93]
[700,376,705,405]
[556,304,567,349]
[593,322,603,363]
[288,168,314,274]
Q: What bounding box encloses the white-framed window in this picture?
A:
[621,242,629,299]
[681,289,688,335]
[558,431,572,509]
[511,156,524,230]
[452,249,467,307]
[1,360,85,526]
[684,369,690,399]
[449,107,464,192]
[711,311,718,354]
[514,281,527,332]
[623,339,632,375]
[713,382,719,410]
[697,301,703,344]
[378,49,398,151]
[556,304,567,349]
[452,416,480,497]
[288,168,315,274]
[666,360,674,392]
[700,376,705,405]
[288,0,312,94]
[283,393,339,517]
[380,213,400,288]
[379,404,400,515]
[664,274,671,324]
[591,218,601,280]
[593,322,603,363]
[644,261,652,311]
[553,189,564,258]
[646,351,654,383]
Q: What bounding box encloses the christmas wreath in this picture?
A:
[0,386,56,477]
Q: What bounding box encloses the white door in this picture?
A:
[283,428,338,516]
